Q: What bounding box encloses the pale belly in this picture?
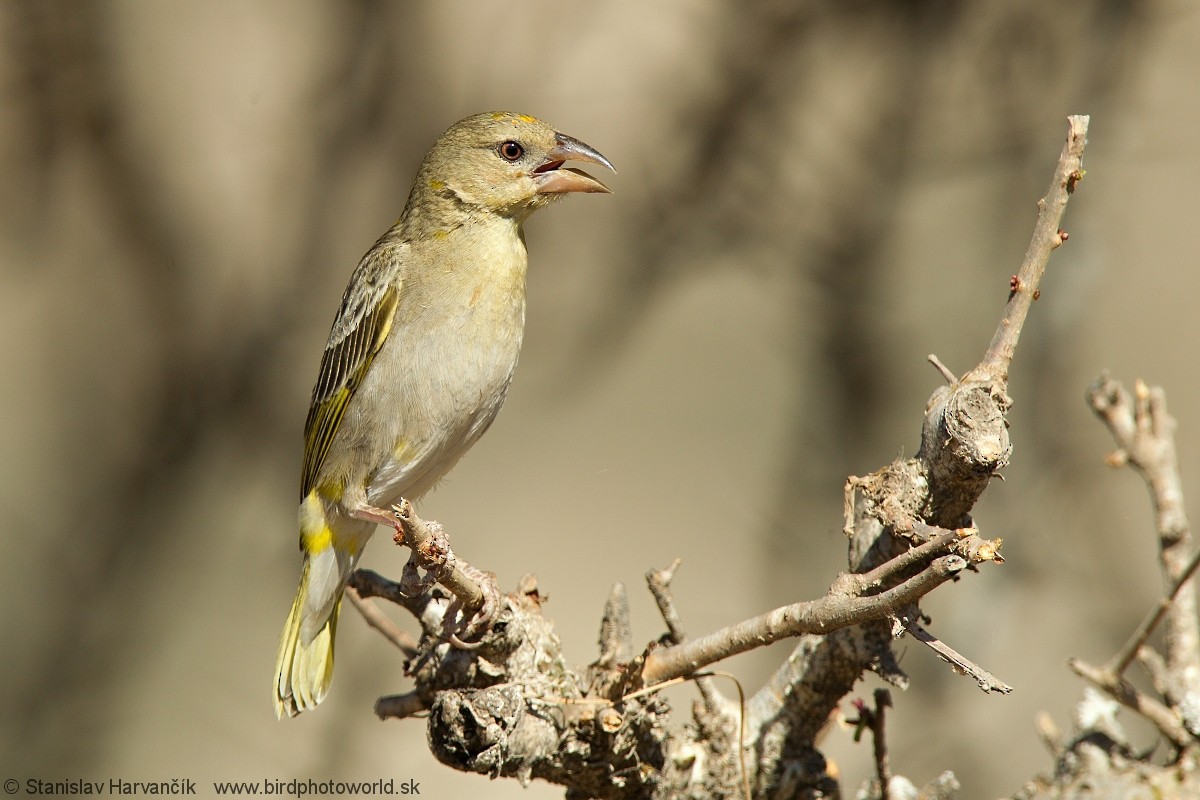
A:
[364,367,516,507]
[348,295,525,509]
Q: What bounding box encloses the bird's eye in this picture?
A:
[498,141,524,162]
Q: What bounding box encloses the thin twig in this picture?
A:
[848,528,958,591]
[843,525,1001,595]
[970,114,1089,383]
[1068,657,1192,749]
[1087,375,1200,681]
[642,526,1002,685]
[848,689,894,799]
[1136,645,1172,700]
[349,567,428,617]
[647,559,689,642]
[902,618,1013,694]
[1034,711,1063,758]
[927,354,957,385]
[374,691,429,720]
[1106,546,1200,677]
[642,553,973,685]
[872,689,893,800]
[345,584,419,658]
[1072,374,1200,747]
[646,559,723,714]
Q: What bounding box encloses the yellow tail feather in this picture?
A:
[274,561,341,719]
[276,493,370,718]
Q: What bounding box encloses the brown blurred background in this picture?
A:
[3,1,1199,797]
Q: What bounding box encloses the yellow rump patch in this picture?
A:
[302,526,334,556]
[299,492,333,554]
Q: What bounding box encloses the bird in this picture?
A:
[274,112,614,718]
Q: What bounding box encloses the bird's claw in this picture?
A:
[399,556,436,597]
[397,516,451,595]
[446,564,503,648]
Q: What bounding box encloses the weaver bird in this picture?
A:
[274,112,614,718]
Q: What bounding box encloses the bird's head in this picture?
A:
[409,111,615,222]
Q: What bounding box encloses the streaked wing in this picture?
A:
[301,279,400,497]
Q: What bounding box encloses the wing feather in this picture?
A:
[301,280,400,497]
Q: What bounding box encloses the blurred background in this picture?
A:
[3,1,1199,797]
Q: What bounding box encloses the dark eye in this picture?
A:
[498,140,524,162]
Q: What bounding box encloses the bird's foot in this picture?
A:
[398,513,452,596]
[446,573,502,649]
[446,564,503,649]
[361,500,504,647]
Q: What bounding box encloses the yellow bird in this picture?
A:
[274,112,614,718]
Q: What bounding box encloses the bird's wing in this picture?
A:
[301,258,402,498]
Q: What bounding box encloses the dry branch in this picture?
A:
[902,618,1012,694]
[1086,376,1200,685]
[641,533,1000,686]
[346,116,1091,799]
[971,115,1088,383]
[1024,375,1200,796]
[1057,374,1200,754]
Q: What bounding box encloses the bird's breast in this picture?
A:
[356,224,530,504]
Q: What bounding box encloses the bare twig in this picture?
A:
[848,689,894,799]
[1068,657,1192,749]
[1137,645,1173,699]
[646,560,724,713]
[848,527,958,589]
[871,689,893,800]
[969,114,1089,383]
[345,584,419,658]
[1107,546,1200,679]
[901,618,1013,694]
[349,567,429,618]
[1060,376,1200,753]
[750,118,1090,792]
[1034,711,1063,757]
[374,691,429,721]
[642,548,991,685]
[850,526,1002,593]
[1087,375,1200,682]
[647,559,688,642]
[927,354,958,385]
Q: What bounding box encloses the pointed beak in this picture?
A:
[533,132,616,194]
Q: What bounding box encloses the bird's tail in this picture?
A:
[274,495,365,719]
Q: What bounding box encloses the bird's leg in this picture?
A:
[348,503,407,532]
[346,501,447,596]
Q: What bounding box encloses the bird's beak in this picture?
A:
[533,132,615,194]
